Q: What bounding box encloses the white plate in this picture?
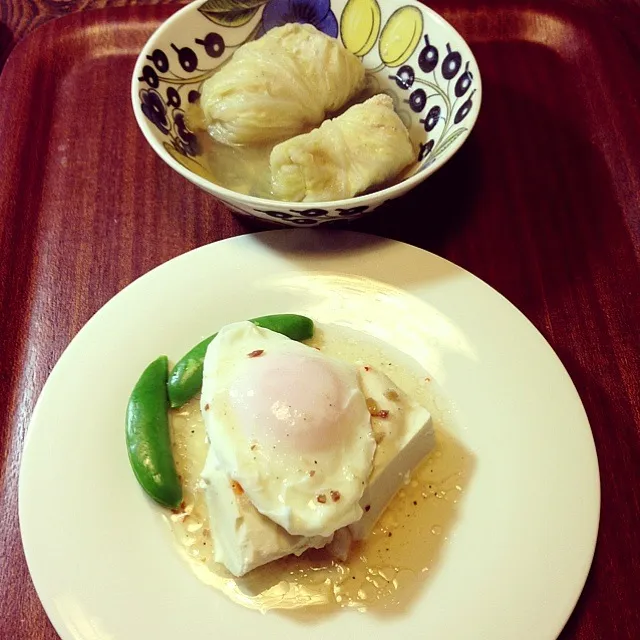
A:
[19,230,599,640]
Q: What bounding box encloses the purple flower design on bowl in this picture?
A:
[262,0,338,37]
[174,112,201,157]
[140,89,170,135]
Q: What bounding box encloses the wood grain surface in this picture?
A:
[0,0,188,67]
[0,1,639,639]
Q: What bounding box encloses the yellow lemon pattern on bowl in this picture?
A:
[340,0,381,57]
[377,6,423,68]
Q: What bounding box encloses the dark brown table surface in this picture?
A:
[0,0,639,638]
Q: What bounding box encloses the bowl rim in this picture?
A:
[131,0,483,209]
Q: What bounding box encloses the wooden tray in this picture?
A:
[0,3,639,638]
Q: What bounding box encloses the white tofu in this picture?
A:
[349,366,434,540]
[201,453,332,577]
[201,366,434,577]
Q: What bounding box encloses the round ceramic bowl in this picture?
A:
[131,0,482,227]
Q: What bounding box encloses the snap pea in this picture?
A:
[126,355,182,509]
[167,314,314,408]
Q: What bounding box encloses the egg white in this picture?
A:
[200,321,376,538]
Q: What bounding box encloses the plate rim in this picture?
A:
[19,230,601,640]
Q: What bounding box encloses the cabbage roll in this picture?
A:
[270,94,414,202]
[200,23,365,146]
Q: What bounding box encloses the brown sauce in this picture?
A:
[166,326,473,614]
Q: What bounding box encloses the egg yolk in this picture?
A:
[228,352,359,453]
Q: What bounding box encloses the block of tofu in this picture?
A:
[349,365,434,540]
[201,366,434,577]
[201,453,332,578]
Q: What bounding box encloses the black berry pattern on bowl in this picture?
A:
[385,34,476,170]
[254,205,372,225]
[137,29,223,173]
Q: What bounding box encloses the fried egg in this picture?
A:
[200,321,376,538]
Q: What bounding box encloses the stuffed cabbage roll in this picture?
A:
[200,23,365,146]
[270,94,414,202]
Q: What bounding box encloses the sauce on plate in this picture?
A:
[167,326,472,613]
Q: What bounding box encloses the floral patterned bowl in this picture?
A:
[131,0,482,227]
